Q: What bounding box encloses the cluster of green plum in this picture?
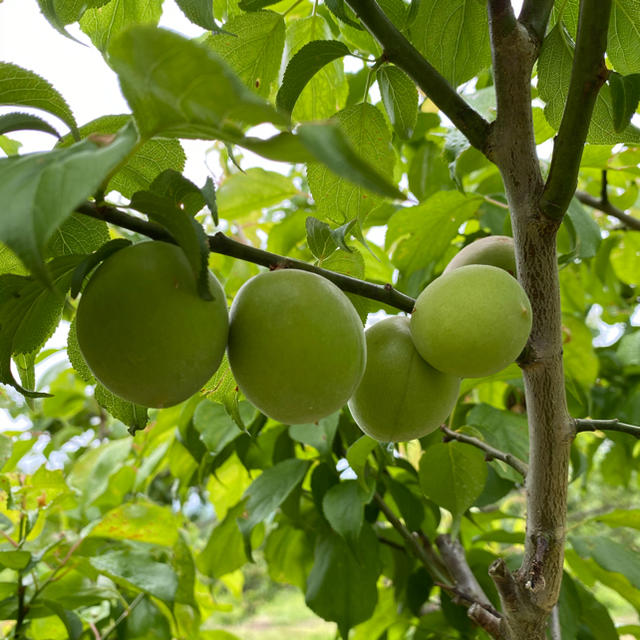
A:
[75,236,531,443]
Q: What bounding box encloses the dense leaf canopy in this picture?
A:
[0,0,639,638]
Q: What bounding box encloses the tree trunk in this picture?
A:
[487,9,573,638]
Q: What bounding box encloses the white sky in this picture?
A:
[0,0,221,185]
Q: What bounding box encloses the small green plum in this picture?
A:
[410,265,532,378]
[444,235,516,275]
[227,269,366,424]
[348,316,460,442]
[76,241,229,408]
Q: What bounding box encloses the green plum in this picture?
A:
[227,269,366,424]
[76,241,229,408]
[348,316,460,442]
[410,265,532,378]
[444,235,516,275]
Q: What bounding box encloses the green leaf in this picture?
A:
[47,213,110,259]
[0,62,78,137]
[466,404,529,482]
[0,121,138,282]
[277,40,351,115]
[408,0,491,86]
[89,503,180,546]
[0,135,21,156]
[408,141,456,201]
[0,112,60,138]
[94,383,149,432]
[217,168,299,220]
[284,16,349,122]
[79,0,162,52]
[36,0,86,43]
[385,476,425,532]
[239,458,310,536]
[39,600,83,640]
[289,412,340,455]
[304,104,403,222]
[90,550,178,602]
[419,442,488,517]
[562,314,599,390]
[306,524,380,638]
[175,0,219,30]
[108,26,286,141]
[609,72,640,132]
[67,438,131,505]
[193,400,243,455]
[238,0,282,10]
[538,25,640,144]
[206,11,285,99]
[377,65,418,139]
[563,198,602,259]
[571,535,640,590]
[0,256,82,396]
[618,331,640,368]
[611,232,640,285]
[595,508,640,530]
[346,435,378,487]
[306,217,339,259]
[58,115,187,199]
[386,192,481,277]
[608,0,640,74]
[0,550,31,570]
[324,0,362,29]
[197,502,248,578]
[322,480,366,546]
[574,576,619,640]
[265,524,313,590]
[128,191,212,299]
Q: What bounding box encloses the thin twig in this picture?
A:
[0,529,19,548]
[75,202,416,313]
[540,0,612,219]
[344,0,491,153]
[441,426,528,477]
[101,593,145,640]
[469,603,505,639]
[436,534,499,615]
[574,190,640,231]
[574,418,640,439]
[374,493,451,584]
[518,0,554,42]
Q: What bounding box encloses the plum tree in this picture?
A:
[348,316,460,442]
[227,269,366,424]
[410,265,532,378]
[76,241,229,408]
[444,235,516,275]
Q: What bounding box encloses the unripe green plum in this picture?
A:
[227,269,366,424]
[76,241,229,408]
[410,265,532,378]
[444,235,516,275]
[348,316,460,442]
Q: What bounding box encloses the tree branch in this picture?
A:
[574,190,640,231]
[548,605,562,640]
[435,534,499,615]
[540,0,612,220]
[468,603,505,639]
[374,493,451,585]
[575,418,640,439]
[375,494,506,635]
[441,426,528,477]
[75,202,415,313]
[518,0,554,42]
[344,0,491,154]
